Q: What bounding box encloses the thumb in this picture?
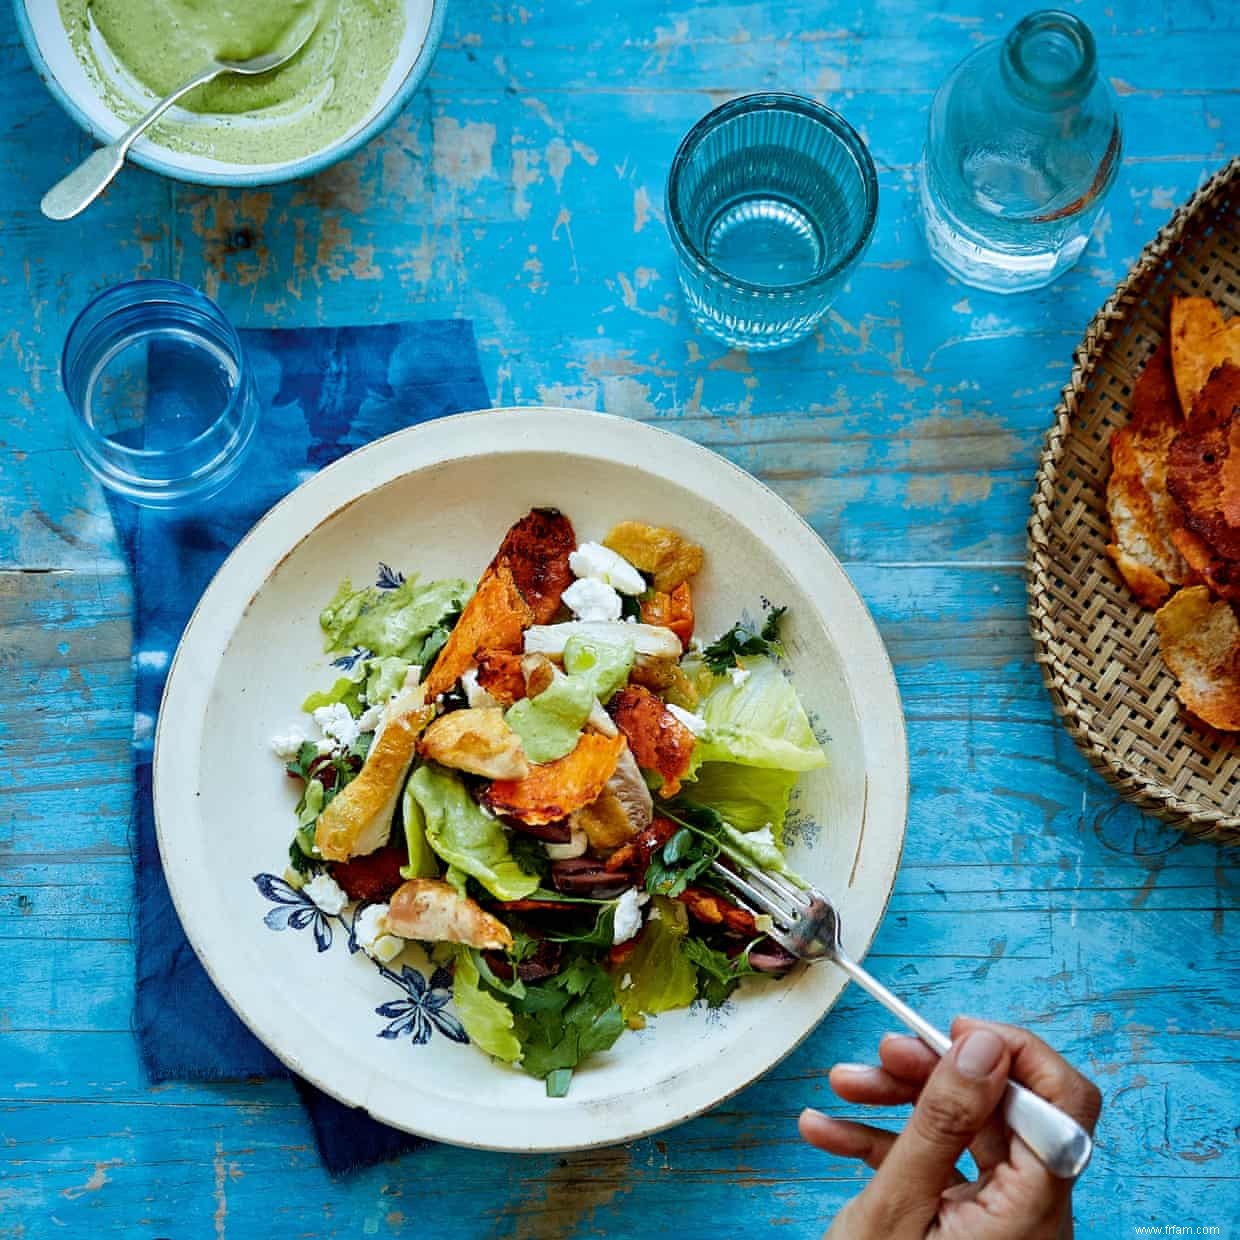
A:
[862,1027,1010,1229]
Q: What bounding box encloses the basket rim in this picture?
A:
[1026,156,1240,841]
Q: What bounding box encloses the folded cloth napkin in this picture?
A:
[112,320,490,1175]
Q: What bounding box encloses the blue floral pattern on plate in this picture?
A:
[252,873,470,1049]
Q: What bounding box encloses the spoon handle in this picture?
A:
[830,949,1094,1180]
[42,63,221,220]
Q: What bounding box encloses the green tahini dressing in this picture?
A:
[57,0,406,164]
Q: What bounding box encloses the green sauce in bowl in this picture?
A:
[58,0,406,165]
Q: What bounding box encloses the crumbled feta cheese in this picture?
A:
[729,667,752,687]
[356,703,384,733]
[313,702,361,749]
[647,904,662,922]
[269,730,308,761]
[544,829,588,860]
[461,667,499,710]
[620,972,633,989]
[667,703,708,735]
[354,902,405,963]
[569,542,646,594]
[303,872,348,916]
[612,887,648,944]
[562,577,623,622]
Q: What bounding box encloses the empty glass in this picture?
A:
[666,92,879,351]
[62,280,259,507]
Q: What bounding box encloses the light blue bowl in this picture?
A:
[14,0,446,187]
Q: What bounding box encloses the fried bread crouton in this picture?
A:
[1167,404,1240,561]
[1170,296,1240,422]
[1155,586,1240,730]
[1106,343,1194,604]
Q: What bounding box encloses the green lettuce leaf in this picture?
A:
[301,675,365,717]
[682,761,798,837]
[452,948,522,1063]
[689,657,826,775]
[410,764,539,901]
[399,773,439,881]
[320,576,472,659]
[615,896,698,1024]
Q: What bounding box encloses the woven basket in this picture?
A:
[1027,157,1240,845]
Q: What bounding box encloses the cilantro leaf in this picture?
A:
[509,954,625,1094]
[683,936,756,1007]
[701,606,787,674]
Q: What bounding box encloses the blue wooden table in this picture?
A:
[2,2,1237,1236]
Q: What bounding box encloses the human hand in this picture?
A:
[798,1018,1102,1240]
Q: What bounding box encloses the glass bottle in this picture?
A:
[918,10,1121,294]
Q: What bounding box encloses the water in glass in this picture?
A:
[667,94,878,351]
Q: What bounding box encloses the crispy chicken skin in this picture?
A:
[419,707,529,780]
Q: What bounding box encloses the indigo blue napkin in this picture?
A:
[114,320,490,1175]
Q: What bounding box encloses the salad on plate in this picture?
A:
[269,508,827,1095]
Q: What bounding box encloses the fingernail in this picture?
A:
[954,1029,1005,1079]
[831,1062,874,1076]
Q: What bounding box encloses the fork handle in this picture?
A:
[831,951,1093,1179]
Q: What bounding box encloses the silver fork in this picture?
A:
[712,860,1093,1179]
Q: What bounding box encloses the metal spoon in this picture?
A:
[41,20,315,221]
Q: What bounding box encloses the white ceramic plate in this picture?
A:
[17,0,441,185]
[154,407,907,1151]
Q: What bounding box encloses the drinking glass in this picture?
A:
[61,280,259,507]
[666,92,879,351]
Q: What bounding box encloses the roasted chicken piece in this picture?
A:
[483,732,625,825]
[571,745,652,852]
[315,679,433,862]
[419,707,529,780]
[609,683,696,797]
[385,879,513,950]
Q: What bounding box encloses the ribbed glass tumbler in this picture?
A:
[666,93,879,351]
